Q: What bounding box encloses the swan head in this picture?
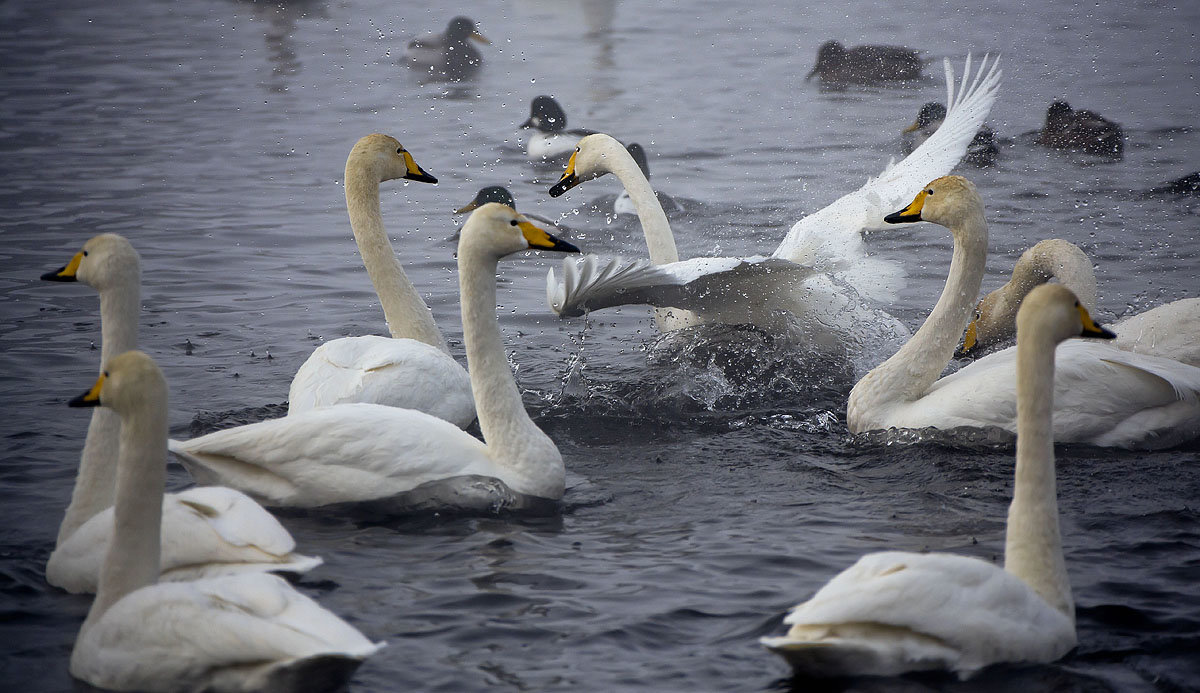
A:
[69,350,166,415]
[521,95,567,132]
[347,134,437,185]
[883,175,982,230]
[41,233,140,292]
[446,16,489,44]
[548,133,624,197]
[1017,284,1115,346]
[455,186,516,214]
[458,202,580,258]
[957,291,1010,357]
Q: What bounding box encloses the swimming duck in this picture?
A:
[1035,100,1123,157]
[404,16,489,81]
[1147,171,1200,196]
[66,351,382,692]
[451,185,569,240]
[764,284,1102,679]
[41,234,321,594]
[168,205,580,509]
[807,40,923,85]
[903,102,998,166]
[614,143,683,216]
[520,95,598,162]
[846,176,1200,449]
[956,238,1200,366]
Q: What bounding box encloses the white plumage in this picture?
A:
[72,572,383,692]
[764,284,1104,679]
[286,134,474,428]
[40,234,320,594]
[49,486,322,593]
[847,176,1200,449]
[546,55,1001,343]
[67,351,381,693]
[169,204,578,509]
[762,552,1075,678]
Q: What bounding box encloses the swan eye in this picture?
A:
[510,219,519,226]
[396,147,404,154]
[82,251,89,257]
[926,189,934,196]
[1074,301,1080,307]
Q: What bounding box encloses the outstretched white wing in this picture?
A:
[547,254,818,319]
[773,54,1003,302]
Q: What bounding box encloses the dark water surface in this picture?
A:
[2,0,1199,691]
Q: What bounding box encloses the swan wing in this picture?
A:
[169,403,493,507]
[46,487,322,594]
[287,335,475,427]
[762,551,1074,678]
[71,573,382,692]
[1114,297,1200,367]
[548,254,818,319]
[773,54,1002,302]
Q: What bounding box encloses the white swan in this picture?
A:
[168,204,579,508]
[958,238,1200,366]
[762,284,1101,678]
[546,55,1001,343]
[67,351,382,692]
[40,234,320,594]
[847,176,1200,449]
[286,134,475,429]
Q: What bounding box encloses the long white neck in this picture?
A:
[84,396,166,630]
[345,164,447,351]
[1005,323,1073,619]
[1009,240,1098,312]
[56,280,140,545]
[458,246,564,499]
[599,142,700,331]
[848,208,988,428]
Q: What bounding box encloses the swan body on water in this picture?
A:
[847,177,1200,449]
[958,238,1200,366]
[169,205,580,509]
[286,134,475,428]
[40,234,320,594]
[763,284,1107,678]
[547,55,1001,346]
[66,351,382,692]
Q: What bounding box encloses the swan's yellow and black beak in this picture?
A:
[400,149,438,184]
[884,189,930,224]
[520,219,579,253]
[548,150,580,197]
[68,373,105,408]
[41,251,84,282]
[956,319,980,357]
[1078,304,1116,339]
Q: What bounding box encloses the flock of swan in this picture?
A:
[35,35,1200,692]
